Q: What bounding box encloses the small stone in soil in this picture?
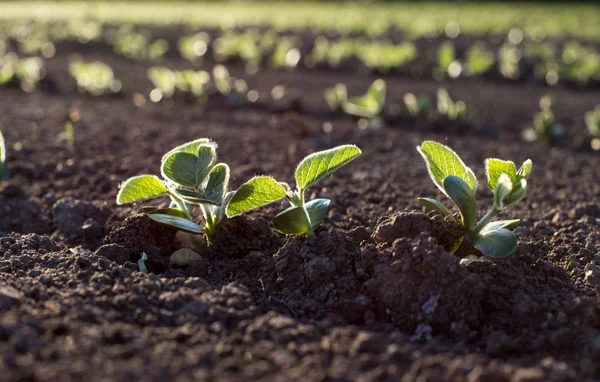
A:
[170,248,203,267]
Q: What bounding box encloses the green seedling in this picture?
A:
[523,97,563,142]
[271,38,301,70]
[344,79,386,128]
[117,139,233,243]
[435,41,459,79]
[585,106,600,151]
[437,88,467,123]
[178,32,210,64]
[465,43,495,76]
[212,65,249,107]
[357,42,416,73]
[227,145,361,236]
[324,83,347,114]
[69,61,121,96]
[57,121,75,149]
[0,129,6,181]
[417,141,532,259]
[175,70,211,97]
[148,66,176,100]
[404,93,432,118]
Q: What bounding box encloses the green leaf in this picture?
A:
[481,219,521,232]
[161,138,212,163]
[161,152,198,187]
[0,129,5,181]
[145,207,188,219]
[117,175,168,204]
[195,144,217,185]
[493,173,513,209]
[417,141,477,195]
[417,197,454,219]
[472,228,517,259]
[272,205,312,235]
[173,188,221,206]
[305,198,330,229]
[295,145,362,191]
[443,175,476,232]
[201,163,229,205]
[503,178,528,206]
[226,176,288,217]
[516,159,533,179]
[148,214,204,234]
[485,158,517,191]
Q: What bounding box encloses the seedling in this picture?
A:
[117,139,233,243]
[212,65,249,107]
[357,42,416,73]
[417,141,532,258]
[227,145,361,236]
[522,97,563,142]
[585,106,600,151]
[175,70,211,98]
[344,79,386,128]
[147,66,176,101]
[437,88,467,124]
[404,93,432,118]
[271,38,301,70]
[178,33,210,64]
[69,61,121,96]
[465,43,495,76]
[435,41,462,79]
[324,83,347,113]
[0,129,6,181]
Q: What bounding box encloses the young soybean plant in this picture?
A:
[344,79,386,128]
[226,145,361,236]
[417,141,532,259]
[117,139,233,243]
[324,83,347,114]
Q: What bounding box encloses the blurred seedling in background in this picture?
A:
[69,61,122,96]
[178,32,210,65]
[0,54,45,92]
[585,106,600,151]
[522,95,563,143]
[324,83,347,114]
[404,93,432,119]
[437,88,467,124]
[271,37,301,70]
[227,145,362,237]
[464,43,495,76]
[435,41,462,79]
[344,79,386,129]
[148,67,211,102]
[117,139,233,243]
[212,64,250,107]
[112,26,169,61]
[357,41,417,74]
[56,121,75,150]
[417,141,532,259]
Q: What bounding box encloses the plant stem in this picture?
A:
[470,206,500,239]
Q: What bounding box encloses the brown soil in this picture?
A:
[1,25,600,381]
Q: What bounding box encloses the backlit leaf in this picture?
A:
[226,176,287,217]
[485,158,517,190]
[417,141,477,194]
[117,175,168,204]
[295,145,361,191]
